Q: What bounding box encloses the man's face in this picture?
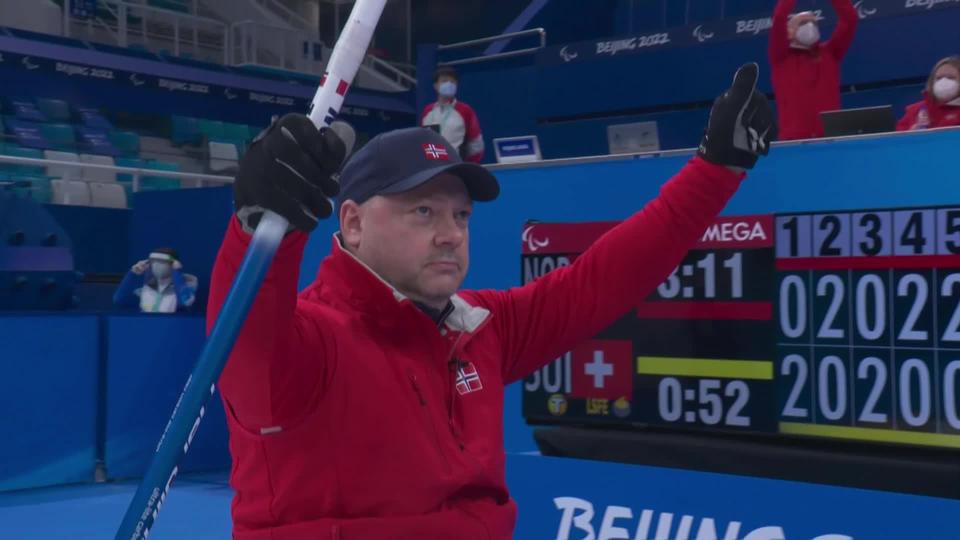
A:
[341,173,472,308]
[788,11,817,42]
[434,75,457,98]
[150,259,172,280]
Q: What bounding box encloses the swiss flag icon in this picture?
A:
[569,340,633,400]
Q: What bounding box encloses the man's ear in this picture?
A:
[340,201,362,249]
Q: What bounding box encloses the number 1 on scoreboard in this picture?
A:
[776,215,812,258]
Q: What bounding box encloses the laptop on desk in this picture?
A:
[821,106,896,137]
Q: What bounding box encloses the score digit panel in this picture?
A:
[520,206,960,450]
[775,206,960,448]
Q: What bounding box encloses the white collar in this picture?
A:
[333,234,490,333]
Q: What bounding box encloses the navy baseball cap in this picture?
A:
[337,127,499,207]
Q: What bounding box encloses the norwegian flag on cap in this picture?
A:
[423,143,449,161]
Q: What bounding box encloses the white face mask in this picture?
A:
[795,22,820,46]
[933,77,960,102]
[151,261,172,280]
[438,81,457,98]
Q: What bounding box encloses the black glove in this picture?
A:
[697,63,776,170]
[234,113,349,232]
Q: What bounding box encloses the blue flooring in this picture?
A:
[0,473,233,539]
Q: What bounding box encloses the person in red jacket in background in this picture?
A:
[897,56,960,131]
[421,66,485,163]
[209,64,774,539]
[769,0,858,140]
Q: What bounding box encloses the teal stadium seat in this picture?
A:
[19,175,53,203]
[114,157,143,182]
[2,173,53,203]
[35,99,72,123]
[39,123,76,151]
[141,160,181,190]
[0,145,45,176]
[114,157,144,199]
[222,122,250,143]
[171,116,202,146]
[108,131,140,157]
[197,119,225,141]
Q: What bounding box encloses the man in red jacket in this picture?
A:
[769,0,858,140]
[209,63,775,539]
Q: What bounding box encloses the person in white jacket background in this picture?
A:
[421,66,485,163]
[113,247,197,313]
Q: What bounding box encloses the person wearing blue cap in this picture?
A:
[209,64,776,539]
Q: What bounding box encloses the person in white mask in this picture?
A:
[769,0,858,140]
[113,247,198,313]
[898,56,960,131]
[421,66,485,163]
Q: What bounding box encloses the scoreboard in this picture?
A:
[521,205,960,449]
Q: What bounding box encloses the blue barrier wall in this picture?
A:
[104,315,229,478]
[0,315,99,491]
[44,205,129,274]
[0,313,229,492]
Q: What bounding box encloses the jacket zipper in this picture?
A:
[445,332,466,450]
[409,372,452,471]
[443,328,492,481]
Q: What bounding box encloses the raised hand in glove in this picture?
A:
[233,113,353,233]
[697,63,776,171]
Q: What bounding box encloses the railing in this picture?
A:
[254,0,313,31]
[438,28,547,67]
[230,19,324,75]
[62,0,229,65]
[57,0,405,88]
[0,154,233,206]
[363,54,416,88]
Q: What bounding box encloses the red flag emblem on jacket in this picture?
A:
[568,340,633,400]
[455,361,483,395]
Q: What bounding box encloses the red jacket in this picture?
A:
[208,157,744,539]
[421,100,484,163]
[897,92,960,131]
[769,0,858,140]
